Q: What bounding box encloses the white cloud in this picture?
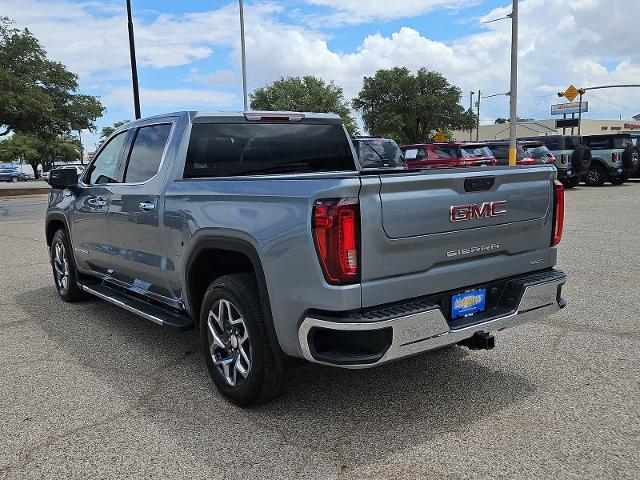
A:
[102,87,236,109]
[5,0,640,125]
[188,69,240,87]
[303,0,475,26]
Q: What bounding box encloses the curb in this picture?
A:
[0,188,50,197]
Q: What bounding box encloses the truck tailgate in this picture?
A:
[358,166,558,307]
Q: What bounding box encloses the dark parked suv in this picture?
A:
[351,136,406,169]
[519,135,591,189]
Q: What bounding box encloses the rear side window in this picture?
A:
[432,146,458,159]
[585,138,611,150]
[124,124,172,183]
[184,123,356,178]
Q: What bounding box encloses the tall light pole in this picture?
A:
[469,91,475,141]
[239,0,249,111]
[507,0,518,166]
[476,90,481,141]
[126,0,141,119]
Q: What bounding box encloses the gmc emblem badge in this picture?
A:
[450,200,507,222]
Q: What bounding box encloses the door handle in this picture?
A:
[139,201,156,211]
[88,197,107,207]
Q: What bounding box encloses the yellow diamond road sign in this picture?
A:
[563,85,579,102]
[434,132,446,142]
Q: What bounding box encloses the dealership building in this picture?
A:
[453,119,640,142]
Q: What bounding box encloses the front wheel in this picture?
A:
[584,164,606,186]
[10,176,18,183]
[609,174,628,185]
[561,176,580,189]
[200,274,285,407]
[50,229,86,302]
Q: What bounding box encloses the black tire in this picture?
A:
[621,145,639,172]
[609,173,629,186]
[200,273,285,407]
[10,176,18,183]
[571,145,592,174]
[584,164,607,186]
[561,176,580,189]
[50,229,86,302]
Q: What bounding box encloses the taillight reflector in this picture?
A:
[612,152,618,162]
[313,198,359,284]
[552,180,564,246]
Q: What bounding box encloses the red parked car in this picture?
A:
[400,142,497,169]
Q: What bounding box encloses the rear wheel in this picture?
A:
[561,176,579,189]
[584,164,606,186]
[10,176,18,183]
[200,273,285,407]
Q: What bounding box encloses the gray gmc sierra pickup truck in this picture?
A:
[45,111,567,406]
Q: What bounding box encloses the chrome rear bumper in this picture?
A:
[298,269,566,368]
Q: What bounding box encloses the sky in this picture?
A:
[4,0,640,151]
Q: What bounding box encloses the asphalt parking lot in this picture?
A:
[1,184,639,480]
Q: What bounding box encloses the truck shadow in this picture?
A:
[21,285,535,471]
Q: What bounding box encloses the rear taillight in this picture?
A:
[548,155,556,165]
[313,198,359,284]
[561,154,568,164]
[612,152,618,163]
[552,180,564,246]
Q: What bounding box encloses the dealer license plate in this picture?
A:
[451,288,486,319]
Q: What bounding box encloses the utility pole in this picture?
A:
[469,91,475,141]
[239,0,249,111]
[126,0,141,119]
[508,0,518,166]
[476,90,481,142]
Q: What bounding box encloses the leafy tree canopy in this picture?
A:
[0,17,104,138]
[100,120,131,143]
[495,117,508,124]
[352,67,476,145]
[250,76,358,135]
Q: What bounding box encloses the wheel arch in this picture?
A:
[45,213,69,246]
[183,234,283,355]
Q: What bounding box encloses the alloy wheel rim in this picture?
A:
[587,169,600,183]
[207,299,251,387]
[53,241,70,293]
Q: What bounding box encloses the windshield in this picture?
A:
[355,139,404,168]
[460,146,493,158]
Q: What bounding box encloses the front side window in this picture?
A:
[86,131,128,184]
[184,123,356,178]
[124,124,172,183]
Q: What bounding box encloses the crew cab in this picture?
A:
[400,142,497,169]
[45,111,567,406]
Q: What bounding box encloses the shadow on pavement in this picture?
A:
[22,285,535,468]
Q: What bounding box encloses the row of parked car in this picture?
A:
[0,164,32,182]
[352,133,640,189]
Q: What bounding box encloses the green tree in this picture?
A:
[0,17,104,175]
[495,117,508,124]
[250,76,358,135]
[352,67,476,144]
[0,133,40,168]
[100,120,131,143]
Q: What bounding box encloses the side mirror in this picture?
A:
[48,168,79,189]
